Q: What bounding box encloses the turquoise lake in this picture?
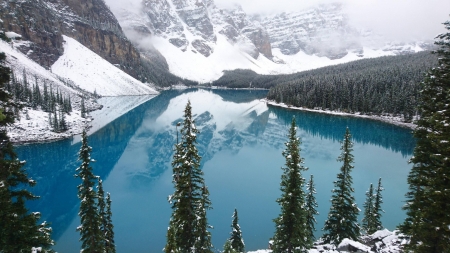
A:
[16,89,415,252]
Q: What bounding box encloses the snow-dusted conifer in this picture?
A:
[225,209,245,253]
[305,175,318,244]
[81,97,86,118]
[59,108,67,131]
[373,178,384,231]
[76,129,104,252]
[0,52,54,252]
[322,128,360,244]
[362,183,376,234]
[165,100,213,253]
[105,193,116,253]
[195,184,213,252]
[399,19,450,253]
[272,116,309,252]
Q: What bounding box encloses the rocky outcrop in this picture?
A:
[211,5,273,59]
[0,0,143,79]
[261,3,362,59]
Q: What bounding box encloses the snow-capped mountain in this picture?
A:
[107,0,431,83]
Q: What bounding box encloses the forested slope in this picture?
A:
[214,52,438,122]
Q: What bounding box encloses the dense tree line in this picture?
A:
[265,52,437,121]
[213,52,437,122]
[5,69,74,131]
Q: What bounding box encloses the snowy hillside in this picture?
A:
[52,36,158,96]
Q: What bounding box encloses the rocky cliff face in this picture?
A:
[260,3,362,59]
[0,0,143,79]
[119,0,273,59]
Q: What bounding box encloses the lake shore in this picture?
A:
[8,95,156,144]
[264,99,417,130]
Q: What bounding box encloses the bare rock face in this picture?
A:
[0,1,64,68]
[0,0,143,79]
[191,39,213,57]
[261,3,362,60]
[210,5,273,59]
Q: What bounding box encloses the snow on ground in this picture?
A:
[1,36,159,143]
[248,229,406,253]
[51,35,158,96]
[7,107,90,143]
[0,38,79,95]
[265,100,416,129]
[151,33,398,83]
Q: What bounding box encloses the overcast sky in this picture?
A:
[107,0,450,41]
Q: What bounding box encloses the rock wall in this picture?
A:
[0,0,144,79]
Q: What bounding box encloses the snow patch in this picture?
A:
[51,35,158,96]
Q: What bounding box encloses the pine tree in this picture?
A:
[165,100,213,253]
[105,193,116,253]
[399,19,450,253]
[305,175,319,244]
[59,109,67,131]
[43,81,49,112]
[223,241,238,253]
[0,52,54,252]
[362,183,376,234]
[373,178,384,232]
[225,209,245,253]
[272,117,309,253]
[322,128,360,244]
[76,130,104,252]
[97,178,107,241]
[81,97,86,118]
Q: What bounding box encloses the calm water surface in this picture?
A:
[17,89,415,252]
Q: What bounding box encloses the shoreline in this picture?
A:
[264,99,417,130]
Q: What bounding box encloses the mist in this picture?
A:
[105,0,450,42]
[215,0,450,41]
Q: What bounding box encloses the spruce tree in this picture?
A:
[0,52,54,252]
[305,175,319,244]
[165,101,213,253]
[81,97,86,118]
[76,130,104,252]
[322,128,360,244]
[362,183,376,234]
[97,178,107,242]
[272,117,309,253]
[373,178,384,232]
[105,193,116,253]
[225,209,245,253]
[399,19,450,253]
[59,109,67,131]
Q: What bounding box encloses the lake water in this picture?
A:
[16,89,415,252]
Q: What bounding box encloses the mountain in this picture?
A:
[106,0,432,83]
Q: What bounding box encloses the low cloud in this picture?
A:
[215,0,450,41]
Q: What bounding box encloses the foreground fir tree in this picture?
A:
[104,193,116,253]
[272,117,309,253]
[362,183,376,234]
[224,209,245,253]
[305,175,319,244]
[76,130,104,252]
[322,128,360,244]
[165,101,213,253]
[373,178,384,232]
[399,19,450,253]
[0,52,54,252]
